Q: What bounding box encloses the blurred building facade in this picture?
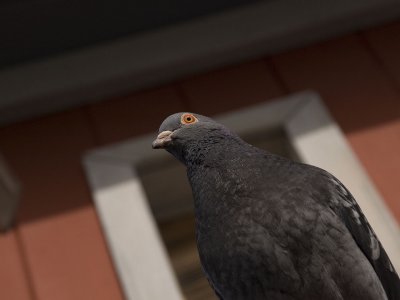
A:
[0,3,400,299]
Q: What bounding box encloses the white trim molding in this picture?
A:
[83,91,400,300]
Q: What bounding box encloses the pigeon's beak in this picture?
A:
[152,130,173,149]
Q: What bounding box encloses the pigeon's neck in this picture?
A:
[184,133,254,169]
[185,136,264,223]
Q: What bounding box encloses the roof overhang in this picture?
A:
[1,0,400,125]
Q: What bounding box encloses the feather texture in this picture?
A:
[153,113,400,300]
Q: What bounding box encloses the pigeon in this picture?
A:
[152,112,400,300]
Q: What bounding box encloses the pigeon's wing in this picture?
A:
[327,174,400,300]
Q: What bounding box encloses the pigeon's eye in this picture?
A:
[181,113,198,125]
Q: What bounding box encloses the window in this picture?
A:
[84,91,400,300]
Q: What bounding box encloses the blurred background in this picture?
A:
[1,0,400,299]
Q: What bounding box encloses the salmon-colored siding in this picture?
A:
[364,22,400,87]
[0,231,32,300]
[0,20,399,299]
[0,110,124,300]
[87,86,186,144]
[179,60,284,115]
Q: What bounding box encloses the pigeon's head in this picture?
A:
[152,112,239,164]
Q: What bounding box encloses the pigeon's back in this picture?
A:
[188,148,399,300]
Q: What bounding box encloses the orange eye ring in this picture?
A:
[181,113,198,125]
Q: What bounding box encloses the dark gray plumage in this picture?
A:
[152,112,400,300]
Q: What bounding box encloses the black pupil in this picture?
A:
[186,117,192,122]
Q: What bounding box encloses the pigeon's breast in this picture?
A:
[189,161,388,300]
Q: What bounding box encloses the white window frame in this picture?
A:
[83,91,400,300]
